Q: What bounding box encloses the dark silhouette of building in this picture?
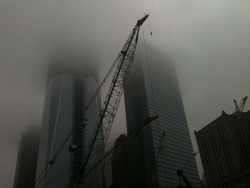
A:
[111,134,130,188]
[195,110,250,188]
[13,126,40,188]
[124,43,200,187]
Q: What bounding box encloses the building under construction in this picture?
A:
[195,99,250,188]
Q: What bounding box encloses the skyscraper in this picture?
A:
[14,126,40,188]
[124,43,200,187]
[36,54,103,187]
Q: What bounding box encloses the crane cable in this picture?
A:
[35,76,65,187]
[142,25,173,187]
[148,18,152,35]
[35,163,51,188]
[35,14,150,188]
[141,25,159,131]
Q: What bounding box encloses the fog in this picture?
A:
[0,1,250,187]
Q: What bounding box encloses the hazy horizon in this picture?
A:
[1,1,250,187]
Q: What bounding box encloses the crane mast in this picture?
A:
[233,96,248,114]
[151,131,166,188]
[72,14,149,187]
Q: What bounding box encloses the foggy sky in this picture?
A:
[0,1,250,187]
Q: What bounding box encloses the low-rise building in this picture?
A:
[195,110,250,188]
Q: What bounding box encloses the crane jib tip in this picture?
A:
[137,14,149,26]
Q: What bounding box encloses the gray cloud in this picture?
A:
[0,1,250,187]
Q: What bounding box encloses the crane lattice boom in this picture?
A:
[233,96,248,114]
[82,116,158,185]
[72,14,149,187]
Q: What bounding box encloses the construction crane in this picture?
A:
[151,131,166,188]
[82,116,158,187]
[177,169,192,188]
[233,96,248,115]
[72,14,149,188]
[175,151,198,188]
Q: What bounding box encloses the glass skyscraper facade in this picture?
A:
[36,73,103,188]
[124,43,200,187]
